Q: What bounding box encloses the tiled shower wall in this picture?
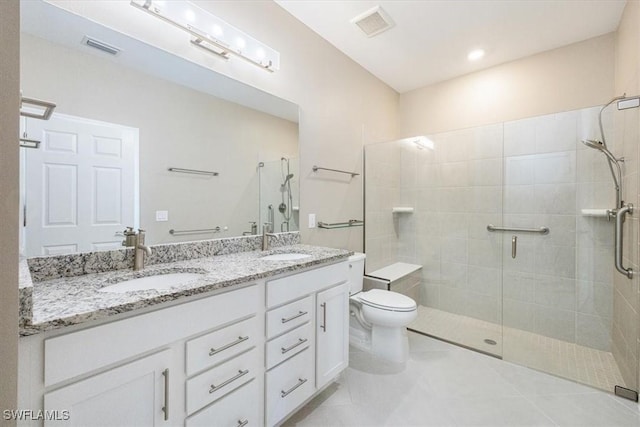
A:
[365,106,622,353]
[501,108,615,352]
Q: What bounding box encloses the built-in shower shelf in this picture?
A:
[392,207,414,213]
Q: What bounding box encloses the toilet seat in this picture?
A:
[358,289,417,312]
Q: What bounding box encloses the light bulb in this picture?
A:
[467,49,485,61]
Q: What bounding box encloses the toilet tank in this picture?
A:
[348,253,366,295]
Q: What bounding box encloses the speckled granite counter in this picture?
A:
[20,236,351,336]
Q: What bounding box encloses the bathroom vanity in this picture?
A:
[18,239,350,426]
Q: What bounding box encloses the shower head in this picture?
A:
[582,138,623,208]
[581,139,618,162]
[283,173,294,185]
[581,138,620,166]
[582,139,605,150]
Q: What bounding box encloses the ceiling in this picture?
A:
[275,0,627,93]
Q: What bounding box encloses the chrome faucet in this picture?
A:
[243,221,258,236]
[122,227,152,270]
[262,222,277,251]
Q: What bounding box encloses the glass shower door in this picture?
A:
[500,106,638,396]
[366,124,506,358]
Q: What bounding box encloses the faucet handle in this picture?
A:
[123,226,136,236]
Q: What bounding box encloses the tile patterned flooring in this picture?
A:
[409,306,626,392]
[284,332,640,426]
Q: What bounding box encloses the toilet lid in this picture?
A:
[359,289,417,312]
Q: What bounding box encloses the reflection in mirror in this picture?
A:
[19,0,299,256]
[259,158,300,233]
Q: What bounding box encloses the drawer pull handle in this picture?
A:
[237,419,248,427]
[281,378,308,398]
[209,336,249,356]
[281,338,308,354]
[209,369,249,394]
[162,368,169,421]
[281,310,307,324]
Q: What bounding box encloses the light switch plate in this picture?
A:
[155,210,169,222]
[308,213,316,228]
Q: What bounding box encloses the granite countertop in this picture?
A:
[21,244,350,336]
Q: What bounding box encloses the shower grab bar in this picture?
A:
[170,227,221,235]
[486,224,549,235]
[312,165,359,177]
[168,167,219,176]
[615,204,634,279]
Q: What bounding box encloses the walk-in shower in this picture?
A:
[364,100,640,400]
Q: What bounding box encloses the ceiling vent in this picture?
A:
[351,6,395,38]
[82,36,121,56]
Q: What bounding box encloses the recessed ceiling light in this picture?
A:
[467,49,485,61]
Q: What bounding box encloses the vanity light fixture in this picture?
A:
[130,0,280,72]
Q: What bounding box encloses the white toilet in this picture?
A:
[348,253,417,363]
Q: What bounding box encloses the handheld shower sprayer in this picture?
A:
[581,138,623,209]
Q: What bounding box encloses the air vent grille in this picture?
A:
[82,36,121,56]
[351,6,394,38]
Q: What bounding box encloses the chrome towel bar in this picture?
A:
[318,220,364,229]
[19,138,41,149]
[168,167,219,176]
[20,96,56,120]
[486,224,549,235]
[169,227,221,235]
[312,165,359,177]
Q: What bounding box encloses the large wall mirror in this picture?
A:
[19,0,299,257]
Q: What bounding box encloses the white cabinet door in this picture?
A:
[316,282,349,389]
[44,350,171,427]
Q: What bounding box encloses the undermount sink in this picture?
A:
[261,253,311,261]
[99,272,204,293]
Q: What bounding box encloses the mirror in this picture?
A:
[19,0,299,257]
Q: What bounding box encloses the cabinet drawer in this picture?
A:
[186,316,259,376]
[267,261,348,307]
[265,348,314,426]
[44,284,259,387]
[266,322,312,369]
[186,380,260,427]
[186,349,258,415]
[267,295,313,339]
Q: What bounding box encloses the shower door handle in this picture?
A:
[511,235,517,259]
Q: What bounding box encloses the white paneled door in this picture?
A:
[23,114,138,256]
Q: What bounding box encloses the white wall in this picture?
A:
[0,0,20,424]
[46,0,399,252]
[399,33,615,136]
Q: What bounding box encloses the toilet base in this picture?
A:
[371,325,410,363]
[349,318,410,364]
